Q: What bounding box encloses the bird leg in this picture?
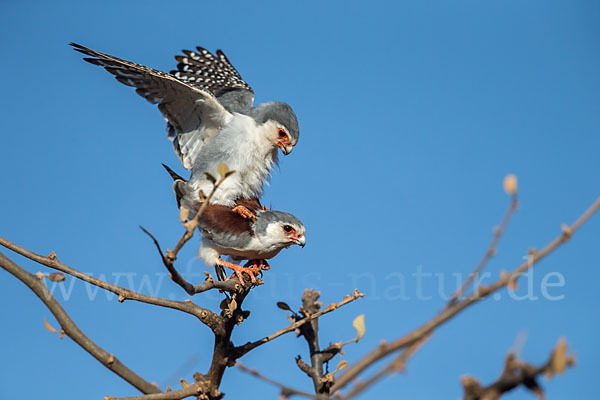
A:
[261,205,269,211]
[216,257,258,286]
[232,205,256,223]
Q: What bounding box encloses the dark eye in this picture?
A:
[278,129,288,139]
[282,225,293,233]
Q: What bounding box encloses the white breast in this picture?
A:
[191,114,278,207]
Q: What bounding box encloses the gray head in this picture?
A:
[254,210,306,247]
[248,101,299,155]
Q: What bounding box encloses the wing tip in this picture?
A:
[162,163,186,182]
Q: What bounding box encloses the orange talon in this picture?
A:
[243,259,271,278]
[261,205,269,211]
[232,205,256,223]
[259,259,270,271]
[217,258,257,285]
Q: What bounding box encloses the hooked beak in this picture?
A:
[278,142,293,155]
[293,235,306,247]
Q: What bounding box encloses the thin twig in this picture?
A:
[0,251,161,395]
[0,237,222,333]
[164,173,228,262]
[339,195,519,399]
[140,226,243,296]
[332,196,600,394]
[237,362,316,399]
[233,289,365,359]
[106,383,207,400]
[448,194,519,306]
[339,335,429,399]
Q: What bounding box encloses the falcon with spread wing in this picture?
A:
[71,43,299,219]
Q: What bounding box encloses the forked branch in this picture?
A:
[461,338,575,400]
[332,196,600,395]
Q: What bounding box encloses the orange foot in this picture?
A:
[217,258,258,286]
[232,205,256,223]
[244,259,271,277]
[261,205,269,211]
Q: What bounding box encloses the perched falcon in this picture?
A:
[164,165,305,285]
[200,205,306,285]
[71,43,300,218]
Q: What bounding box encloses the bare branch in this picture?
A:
[297,289,328,394]
[237,362,316,399]
[0,237,223,333]
[0,251,161,395]
[233,289,365,359]
[448,194,518,305]
[461,338,575,400]
[332,196,600,394]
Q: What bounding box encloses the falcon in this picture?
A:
[164,165,305,285]
[71,43,300,219]
[200,205,306,285]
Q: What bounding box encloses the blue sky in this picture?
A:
[1,1,599,399]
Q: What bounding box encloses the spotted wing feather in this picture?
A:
[170,47,254,112]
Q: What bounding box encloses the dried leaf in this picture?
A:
[43,318,57,333]
[229,299,238,312]
[335,360,349,374]
[224,170,236,178]
[198,189,207,201]
[503,174,518,195]
[551,337,568,376]
[217,162,230,178]
[179,207,190,222]
[204,172,217,185]
[277,301,292,311]
[180,378,189,388]
[353,314,366,342]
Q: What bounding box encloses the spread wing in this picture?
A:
[169,47,254,113]
[71,43,232,170]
